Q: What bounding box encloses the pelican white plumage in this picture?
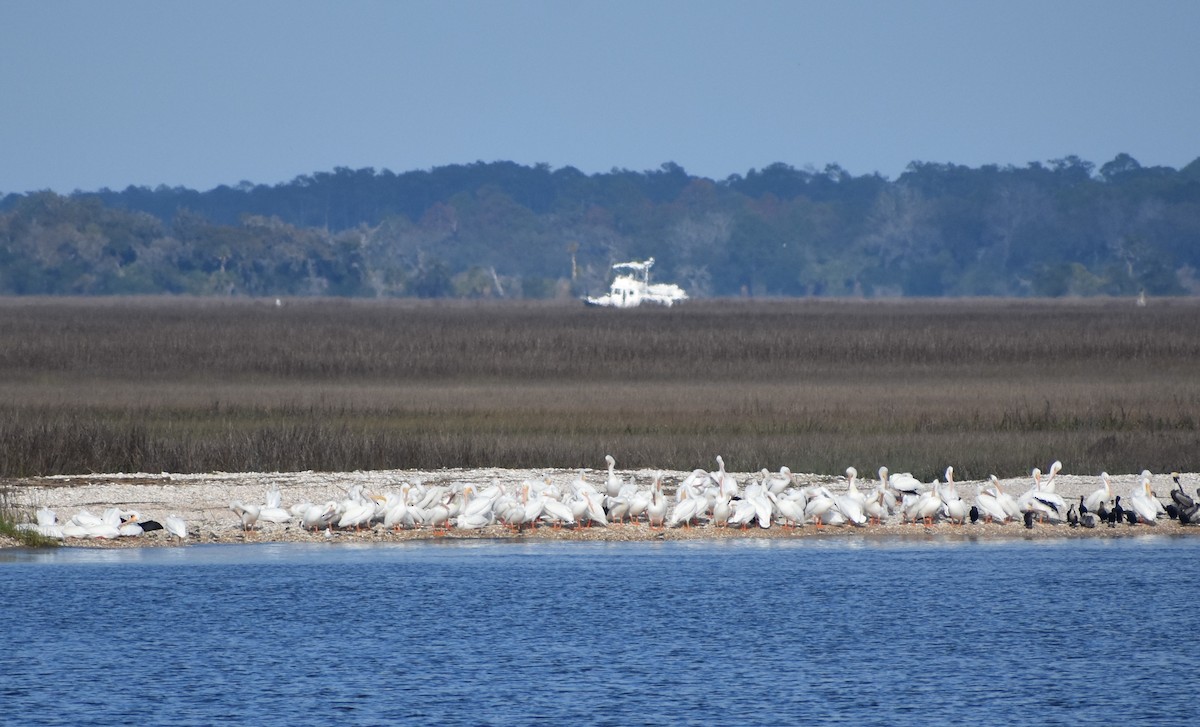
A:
[863,489,888,525]
[230,501,260,532]
[647,483,667,528]
[907,488,942,526]
[337,497,375,531]
[164,515,188,540]
[727,497,758,528]
[679,469,708,494]
[774,493,804,528]
[1084,472,1113,514]
[668,489,704,528]
[522,483,547,529]
[118,515,146,537]
[975,483,1009,523]
[17,508,65,539]
[1129,476,1159,524]
[301,501,338,531]
[627,486,651,524]
[1140,470,1166,516]
[745,484,773,528]
[1019,468,1066,522]
[258,504,292,524]
[711,456,738,498]
[804,487,837,528]
[1039,461,1063,493]
[541,496,576,528]
[712,494,732,527]
[604,455,622,498]
[987,476,1021,520]
[606,494,631,525]
[581,490,609,527]
[888,470,924,496]
[765,467,793,495]
[258,485,292,524]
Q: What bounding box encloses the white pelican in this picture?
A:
[863,489,888,525]
[581,490,609,527]
[668,489,704,528]
[986,476,1021,519]
[164,515,188,540]
[647,485,666,528]
[942,491,969,525]
[888,470,924,497]
[1129,476,1159,525]
[774,494,804,528]
[765,467,793,495]
[747,485,773,528]
[1040,461,1063,493]
[710,456,738,498]
[382,498,412,531]
[230,501,260,533]
[522,484,547,529]
[1017,490,1059,522]
[426,497,452,531]
[907,488,942,526]
[1140,470,1166,516]
[604,455,622,498]
[337,497,374,531]
[679,469,708,494]
[1084,472,1113,514]
[259,485,293,523]
[975,483,1009,523]
[804,487,837,528]
[118,515,145,537]
[541,496,575,528]
[727,498,758,528]
[627,486,651,524]
[712,495,732,527]
[16,508,65,540]
[606,495,631,525]
[835,495,867,526]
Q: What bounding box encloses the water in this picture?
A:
[2,537,1197,726]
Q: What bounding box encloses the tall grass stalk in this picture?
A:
[1,297,1197,479]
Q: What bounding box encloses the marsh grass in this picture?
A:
[1,297,1198,479]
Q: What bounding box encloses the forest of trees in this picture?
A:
[1,154,1198,298]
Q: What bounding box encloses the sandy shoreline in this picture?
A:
[4,467,1199,548]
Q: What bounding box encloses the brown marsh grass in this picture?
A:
[1,297,1197,480]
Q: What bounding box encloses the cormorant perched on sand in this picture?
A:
[1080,511,1098,528]
[1078,495,1088,515]
[1024,511,1036,529]
[1109,496,1124,527]
[969,505,979,524]
[1125,509,1138,525]
[1067,505,1079,527]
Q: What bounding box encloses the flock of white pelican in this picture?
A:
[16,507,187,541]
[15,456,1197,542]
[223,456,1198,536]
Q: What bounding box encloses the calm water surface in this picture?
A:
[2,537,1197,726]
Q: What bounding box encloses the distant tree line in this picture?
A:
[2,154,1198,298]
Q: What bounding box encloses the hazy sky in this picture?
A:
[2,0,1197,193]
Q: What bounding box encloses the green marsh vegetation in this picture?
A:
[0,297,1197,481]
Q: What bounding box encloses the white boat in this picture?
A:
[583,258,688,308]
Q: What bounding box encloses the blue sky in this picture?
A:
[2,0,1197,193]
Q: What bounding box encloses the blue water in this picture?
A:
[2,537,1197,726]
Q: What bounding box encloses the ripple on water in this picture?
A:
[1,538,1198,726]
